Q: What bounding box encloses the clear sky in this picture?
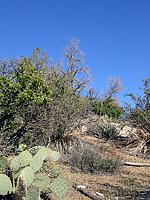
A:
[0,0,150,106]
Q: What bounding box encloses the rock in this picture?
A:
[77,185,86,189]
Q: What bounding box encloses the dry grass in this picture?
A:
[50,131,150,200]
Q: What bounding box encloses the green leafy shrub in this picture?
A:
[0,42,89,155]
[92,97,124,119]
[0,50,52,154]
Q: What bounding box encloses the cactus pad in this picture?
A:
[19,150,32,167]
[0,174,13,195]
[36,147,51,161]
[49,178,70,197]
[24,185,40,200]
[32,173,49,191]
[9,156,20,172]
[50,151,60,162]
[0,156,8,173]
[48,166,62,178]
[30,154,43,173]
[19,167,34,187]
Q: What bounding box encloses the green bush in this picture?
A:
[125,78,150,132]
[0,50,51,148]
[0,43,89,155]
[91,97,124,119]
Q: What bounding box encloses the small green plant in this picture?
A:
[86,122,119,140]
[0,146,70,200]
[101,124,119,140]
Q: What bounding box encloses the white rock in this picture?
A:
[81,125,88,133]
[77,185,86,189]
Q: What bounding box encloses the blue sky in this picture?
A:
[0,0,150,106]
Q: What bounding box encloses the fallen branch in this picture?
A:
[123,162,150,167]
[72,185,101,200]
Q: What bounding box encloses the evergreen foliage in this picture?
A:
[91,97,124,119]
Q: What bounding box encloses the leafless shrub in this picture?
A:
[65,144,122,173]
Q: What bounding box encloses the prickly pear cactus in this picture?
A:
[16,177,27,197]
[14,168,22,179]
[19,151,32,167]
[40,162,53,174]
[0,146,70,199]
[49,178,70,197]
[9,156,20,172]
[48,166,62,178]
[30,154,44,173]
[51,151,60,162]
[0,174,13,195]
[24,185,40,200]
[36,147,51,161]
[0,156,8,173]
[18,167,34,187]
[32,173,49,191]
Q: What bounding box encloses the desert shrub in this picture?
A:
[91,97,125,119]
[124,78,150,132]
[100,123,119,140]
[124,78,150,153]
[0,42,89,156]
[66,147,122,173]
[86,122,119,140]
[0,53,52,154]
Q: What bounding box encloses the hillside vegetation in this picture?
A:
[0,39,150,199]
